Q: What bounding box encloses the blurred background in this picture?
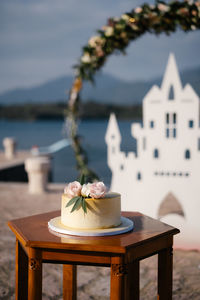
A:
[1,2,200,299]
[0,0,200,185]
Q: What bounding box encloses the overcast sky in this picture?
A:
[0,0,200,94]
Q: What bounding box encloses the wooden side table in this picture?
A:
[8,210,179,300]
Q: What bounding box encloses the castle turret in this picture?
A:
[105,113,121,170]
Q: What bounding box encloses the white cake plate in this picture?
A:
[48,216,134,237]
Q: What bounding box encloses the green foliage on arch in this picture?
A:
[66,0,200,180]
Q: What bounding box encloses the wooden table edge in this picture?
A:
[8,220,29,247]
[7,210,180,254]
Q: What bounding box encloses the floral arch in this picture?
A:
[66,0,200,180]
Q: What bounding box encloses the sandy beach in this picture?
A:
[0,182,200,299]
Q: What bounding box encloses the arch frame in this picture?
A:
[66,1,200,180]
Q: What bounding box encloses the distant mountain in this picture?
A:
[0,67,199,105]
[0,76,74,105]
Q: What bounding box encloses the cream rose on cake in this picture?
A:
[81,183,91,197]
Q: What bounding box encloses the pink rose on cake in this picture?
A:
[64,181,82,198]
[89,181,107,198]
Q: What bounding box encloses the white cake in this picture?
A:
[61,192,121,229]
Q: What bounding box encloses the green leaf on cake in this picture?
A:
[81,197,87,214]
[66,196,80,208]
[65,191,88,213]
[71,196,82,213]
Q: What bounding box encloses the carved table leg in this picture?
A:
[125,260,140,300]
[110,257,126,300]
[158,247,173,300]
[28,248,42,300]
[16,239,28,300]
[63,264,77,300]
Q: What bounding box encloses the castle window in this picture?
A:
[150,120,154,128]
[120,164,124,170]
[137,172,142,180]
[173,113,176,124]
[112,146,115,154]
[168,85,175,100]
[154,148,159,159]
[185,149,191,159]
[166,113,169,124]
[188,120,194,128]
[165,112,177,138]
[173,128,176,138]
[111,134,115,139]
[143,137,146,150]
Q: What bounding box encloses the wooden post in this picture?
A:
[28,247,42,300]
[110,256,126,300]
[15,239,28,300]
[63,264,77,300]
[158,247,173,300]
[125,260,140,300]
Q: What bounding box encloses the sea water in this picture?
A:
[0,119,138,185]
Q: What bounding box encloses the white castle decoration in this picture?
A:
[105,53,200,249]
